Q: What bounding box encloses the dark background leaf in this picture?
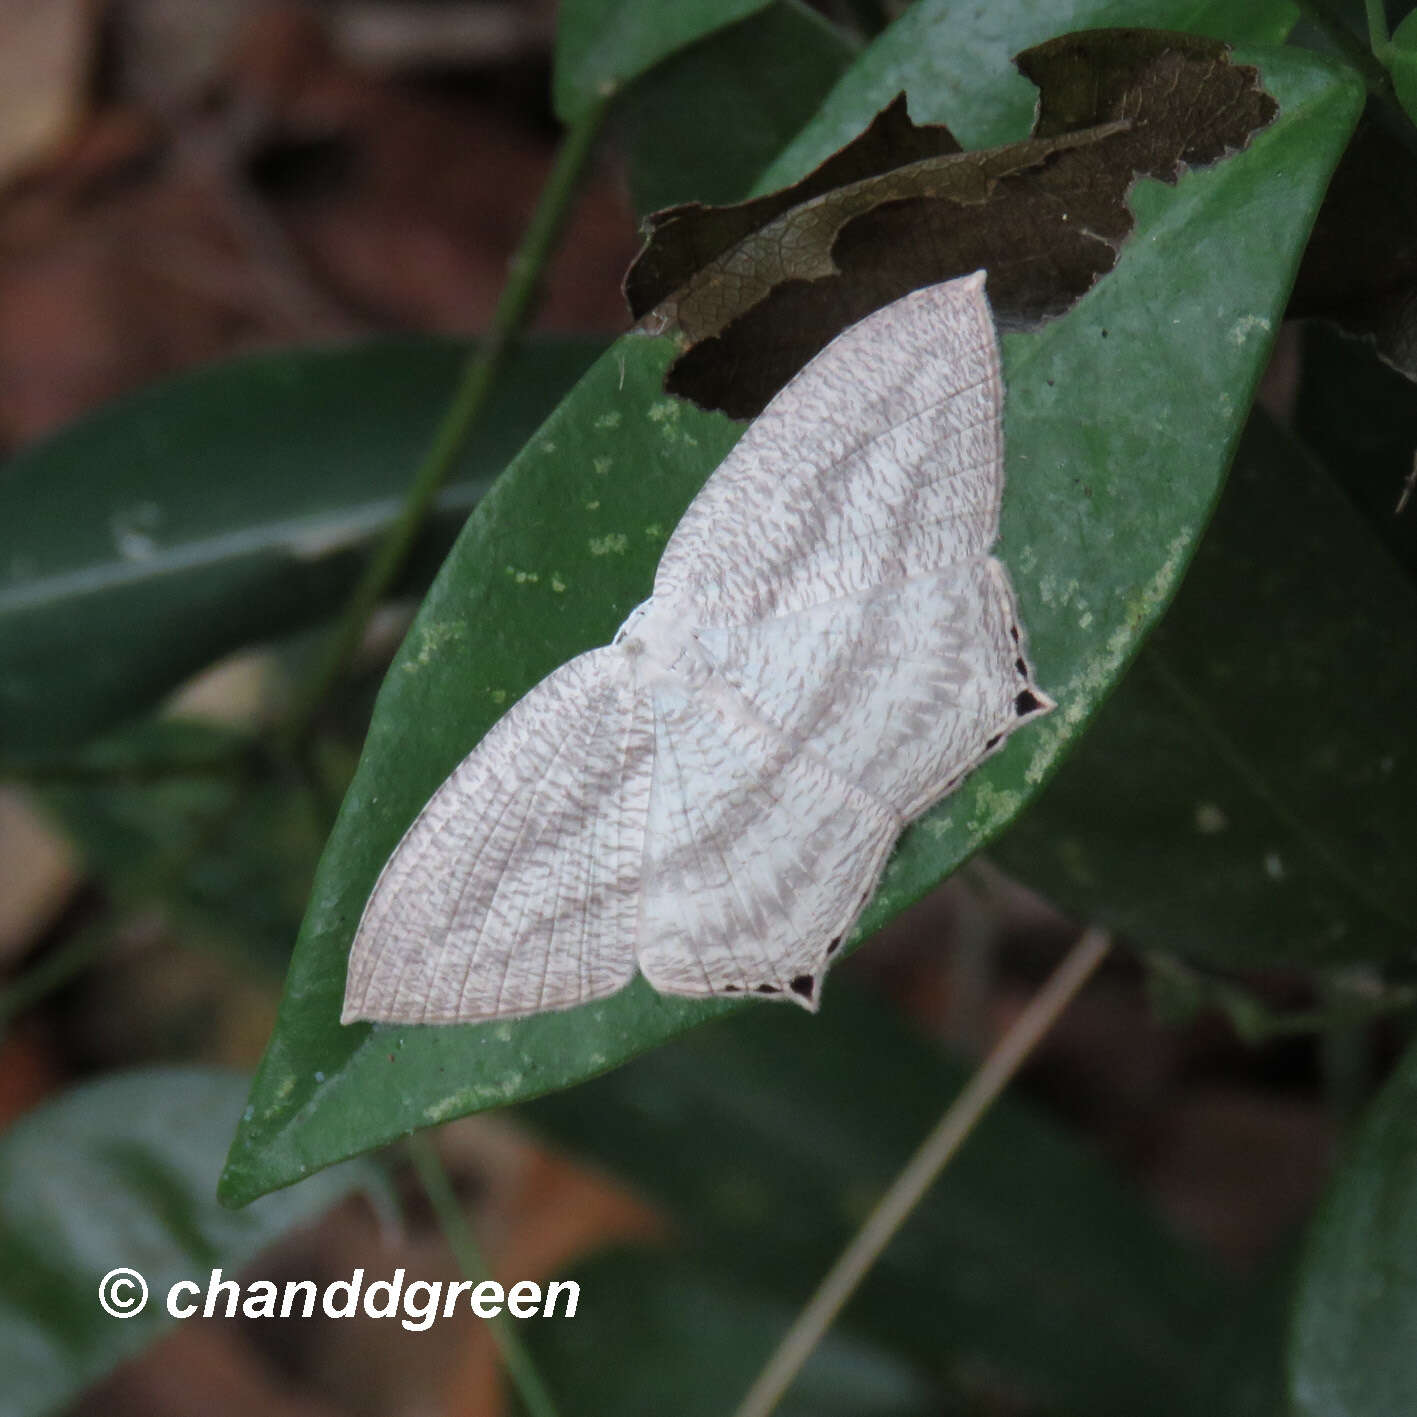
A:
[1394,7,1417,124]
[613,0,856,216]
[522,985,1231,1417]
[1189,1251,1299,1417]
[0,337,603,759]
[1289,1035,1417,1417]
[525,1249,938,1417]
[1293,320,1417,577]
[553,0,776,121]
[35,718,324,975]
[1288,116,1417,381]
[0,1068,381,1417]
[995,410,1417,965]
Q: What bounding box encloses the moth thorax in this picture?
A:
[614,598,706,686]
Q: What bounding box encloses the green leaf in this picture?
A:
[0,337,603,758]
[0,1068,383,1417]
[34,718,325,974]
[525,1250,937,1417]
[1189,1251,1299,1417]
[615,0,856,215]
[522,986,1229,1417]
[553,0,778,121]
[995,410,1417,965]
[1289,1036,1417,1416]
[1390,9,1417,124]
[221,46,1359,1205]
[762,0,1299,172]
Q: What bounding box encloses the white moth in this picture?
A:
[343,271,1051,1025]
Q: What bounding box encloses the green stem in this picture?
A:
[0,921,111,1030]
[1366,0,1391,56]
[282,95,612,749]
[0,741,258,786]
[407,1132,561,1417]
[1146,952,1417,1044]
[1297,0,1401,103]
[1317,975,1378,1121]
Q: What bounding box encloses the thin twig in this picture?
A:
[1295,0,1416,151]
[1145,950,1417,1043]
[173,112,367,341]
[0,920,113,1032]
[407,1132,561,1417]
[1298,0,1394,90]
[282,95,612,750]
[1396,452,1416,514]
[732,927,1113,1417]
[0,740,258,786]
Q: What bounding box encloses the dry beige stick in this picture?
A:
[1396,451,1416,515]
[732,925,1114,1417]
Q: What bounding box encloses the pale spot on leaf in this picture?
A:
[404,620,465,671]
[1229,314,1271,346]
[111,502,163,561]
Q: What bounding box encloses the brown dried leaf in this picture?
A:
[623,93,963,321]
[628,28,1277,418]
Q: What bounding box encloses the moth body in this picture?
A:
[342,272,1052,1026]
